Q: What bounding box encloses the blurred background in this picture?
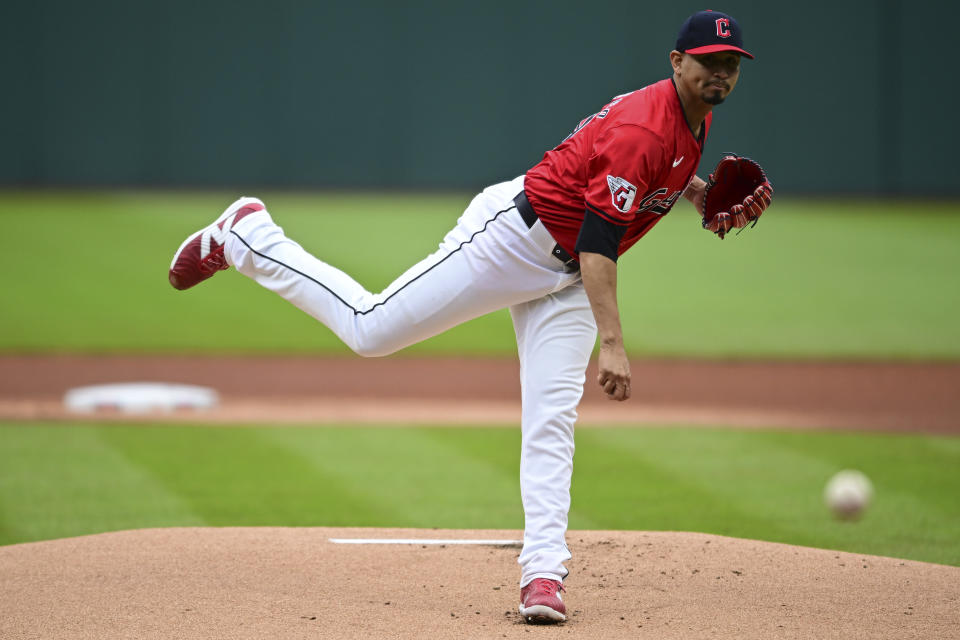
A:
[4,0,956,194]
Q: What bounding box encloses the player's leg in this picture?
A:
[220,177,573,356]
[510,282,596,621]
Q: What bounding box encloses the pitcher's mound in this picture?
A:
[1,527,956,639]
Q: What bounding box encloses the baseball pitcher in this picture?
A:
[169,9,771,624]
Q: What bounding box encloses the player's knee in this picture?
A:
[350,335,401,358]
[343,319,411,358]
[352,344,389,358]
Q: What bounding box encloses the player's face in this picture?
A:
[685,52,741,105]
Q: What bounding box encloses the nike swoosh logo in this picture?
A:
[672,156,684,168]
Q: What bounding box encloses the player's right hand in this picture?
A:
[597,342,631,401]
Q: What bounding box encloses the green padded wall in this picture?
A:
[3,1,954,194]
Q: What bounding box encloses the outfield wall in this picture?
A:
[4,0,954,195]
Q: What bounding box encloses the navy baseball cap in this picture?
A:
[675,10,754,59]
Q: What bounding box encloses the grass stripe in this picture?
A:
[580,428,852,543]
[759,430,960,563]
[579,427,960,565]
[0,425,204,544]
[263,426,526,529]
[2,193,959,357]
[569,429,806,541]
[2,423,957,566]
[97,425,400,527]
[423,426,611,529]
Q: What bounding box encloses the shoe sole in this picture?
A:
[518,603,566,624]
[168,196,265,271]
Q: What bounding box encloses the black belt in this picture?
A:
[514,191,579,273]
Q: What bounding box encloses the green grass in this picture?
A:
[1,191,958,358]
[1,423,958,566]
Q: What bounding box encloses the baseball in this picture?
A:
[824,470,874,520]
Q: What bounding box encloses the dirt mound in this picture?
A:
[1,527,956,639]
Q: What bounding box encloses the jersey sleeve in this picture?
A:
[584,125,666,225]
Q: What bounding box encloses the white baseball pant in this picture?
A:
[224,175,597,586]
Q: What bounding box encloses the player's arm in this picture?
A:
[576,209,631,401]
[579,251,631,401]
[683,175,707,217]
[576,125,662,401]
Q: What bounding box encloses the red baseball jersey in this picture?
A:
[524,78,711,258]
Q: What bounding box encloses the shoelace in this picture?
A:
[535,580,565,596]
[199,247,229,274]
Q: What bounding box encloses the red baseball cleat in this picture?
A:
[168,197,265,290]
[518,578,566,624]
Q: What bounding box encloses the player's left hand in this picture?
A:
[683,175,707,216]
[701,155,773,239]
[597,342,631,401]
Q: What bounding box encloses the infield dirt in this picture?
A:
[2,355,958,432]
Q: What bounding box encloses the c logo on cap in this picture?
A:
[715,18,731,38]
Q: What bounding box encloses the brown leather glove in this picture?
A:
[702,154,773,239]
